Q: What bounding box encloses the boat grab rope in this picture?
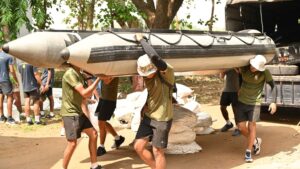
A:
[106,30,269,47]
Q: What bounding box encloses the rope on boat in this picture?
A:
[106,29,269,47]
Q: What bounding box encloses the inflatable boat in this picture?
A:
[3,29,276,76]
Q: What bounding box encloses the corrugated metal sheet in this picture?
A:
[227,0,293,4]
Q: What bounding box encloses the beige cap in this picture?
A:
[137,54,157,76]
[250,55,267,71]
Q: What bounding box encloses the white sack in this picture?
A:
[88,101,99,131]
[195,112,213,127]
[168,130,196,144]
[165,142,202,154]
[182,100,202,113]
[173,83,194,99]
[170,124,193,134]
[173,105,198,129]
[194,126,215,135]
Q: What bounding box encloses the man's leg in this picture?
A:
[248,122,257,150]
[33,99,41,123]
[0,94,6,122]
[6,94,13,117]
[13,91,22,113]
[63,139,77,169]
[98,120,107,146]
[83,128,98,164]
[220,105,233,132]
[0,94,4,116]
[153,146,166,169]
[24,96,32,124]
[237,121,248,137]
[49,95,54,113]
[105,122,125,149]
[134,138,156,169]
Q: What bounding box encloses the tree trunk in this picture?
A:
[209,0,215,31]
[132,0,183,29]
[2,25,10,42]
[87,0,95,30]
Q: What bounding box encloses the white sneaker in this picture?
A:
[253,137,262,155]
[60,128,65,136]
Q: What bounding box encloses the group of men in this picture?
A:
[0,49,55,125]
[1,32,277,168]
[60,33,174,169]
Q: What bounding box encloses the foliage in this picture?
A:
[58,0,101,30]
[97,0,142,29]
[0,0,32,44]
[30,0,55,29]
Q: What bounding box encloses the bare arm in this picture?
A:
[34,71,42,85]
[267,80,277,114]
[74,77,101,98]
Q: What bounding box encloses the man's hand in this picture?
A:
[268,103,277,115]
[135,33,145,42]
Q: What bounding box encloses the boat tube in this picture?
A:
[62,29,276,76]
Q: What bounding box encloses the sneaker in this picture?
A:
[27,120,34,125]
[91,165,103,169]
[220,123,233,132]
[0,115,7,123]
[245,150,253,163]
[232,129,241,136]
[35,121,46,125]
[6,117,16,125]
[253,137,262,155]
[45,114,55,119]
[111,135,125,149]
[97,146,107,156]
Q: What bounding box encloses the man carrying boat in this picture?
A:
[236,55,277,163]
[134,33,174,169]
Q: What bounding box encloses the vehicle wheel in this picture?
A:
[266,65,299,75]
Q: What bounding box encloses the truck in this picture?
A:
[225,0,300,109]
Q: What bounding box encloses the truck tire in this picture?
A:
[266,65,299,75]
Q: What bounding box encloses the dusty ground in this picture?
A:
[1,75,300,169]
[1,104,300,169]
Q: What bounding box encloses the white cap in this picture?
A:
[137,54,157,76]
[250,55,267,71]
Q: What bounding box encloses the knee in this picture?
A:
[134,141,143,154]
[153,147,164,157]
[68,141,77,148]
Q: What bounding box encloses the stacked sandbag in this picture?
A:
[174,84,215,135]
[166,105,202,154]
[173,83,194,104]
[194,112,215,135]
[113,89,148,132]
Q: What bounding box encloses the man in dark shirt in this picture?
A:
[0,50,18,124]
[18,62,42,125]
[40,68,55,118]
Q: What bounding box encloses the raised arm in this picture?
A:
[135,33,167,71]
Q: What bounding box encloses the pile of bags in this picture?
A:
[111,83,215,154]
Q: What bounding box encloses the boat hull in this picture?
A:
[64,30,275,76]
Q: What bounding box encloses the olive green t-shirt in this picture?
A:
[144,64,175,121]
[100,77,119,101]
[238,66,273,105]
[61,68,85,116]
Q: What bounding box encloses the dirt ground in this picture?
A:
[1,103,300,169]
[1,75,300,169]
